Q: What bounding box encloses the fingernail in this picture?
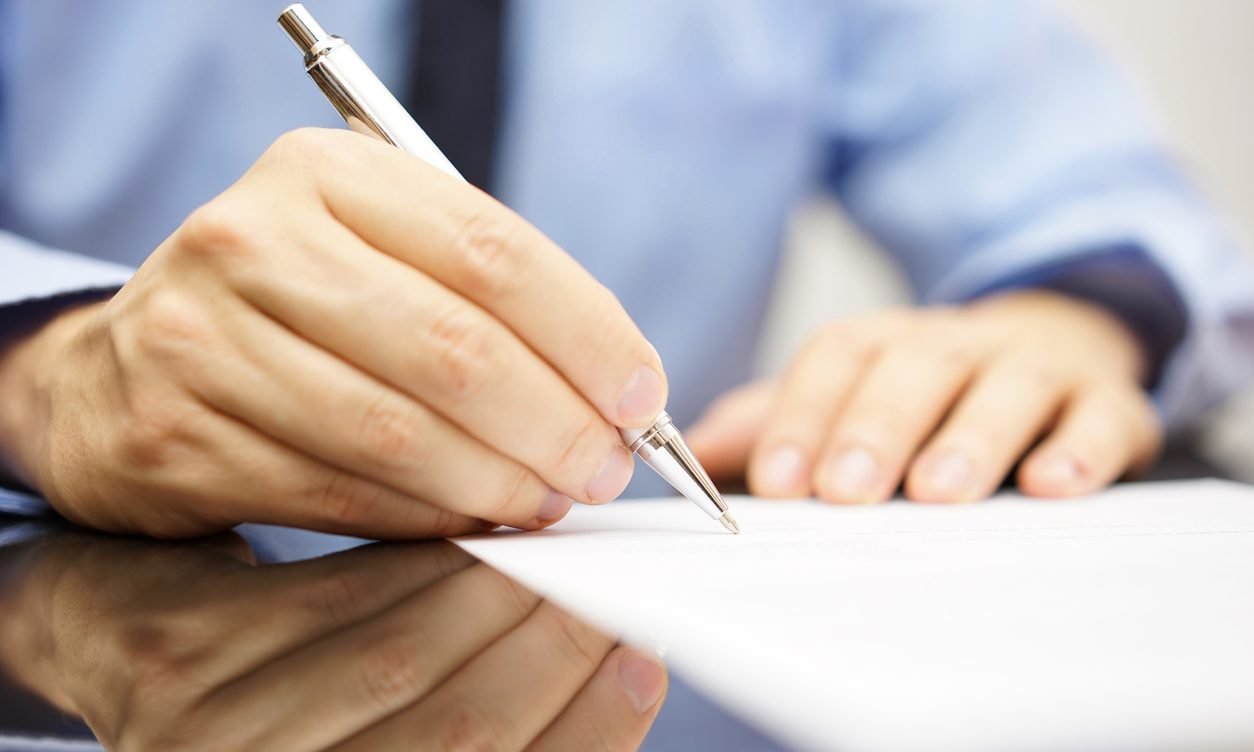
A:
[821,447,880,502]
[618,365,666,424]
[922,451,975,499]
[588,445,633,502]
[1037,454,1083,487]
[536,490,573,524]
[618,649,666,714]
[759,445,807,493]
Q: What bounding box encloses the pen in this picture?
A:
[277,4,740,534]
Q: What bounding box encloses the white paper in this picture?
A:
[456,479,1254,751]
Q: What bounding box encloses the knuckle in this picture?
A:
[355,394,428,471]
[452,209,532,297]
[115,395,190,471]
[302,571,377,627]
[311,469,386,527]
[480,566,539,621]
[122,627,205,712]
[425,307,499,400]
[837,402,908,447]
[1006,356,1068,392]
[269,126,345,165]
[544,606,608,668]
[427,504,463,537]
[573,291,636,367]
[356,628,435,712]
[910,333,979,372]
[554,415,612,480]
[484,464,544,523]
[428,542,475,576]
[178,200,257,265]
[131,291,216,362]
[436,697,511,752]
[807,320,875,361]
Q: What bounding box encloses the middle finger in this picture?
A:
[814,336,980,503]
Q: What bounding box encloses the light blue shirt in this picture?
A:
[2,0,1253,512]
[4,4,1254,748]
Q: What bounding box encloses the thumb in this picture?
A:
[685,379,777,481]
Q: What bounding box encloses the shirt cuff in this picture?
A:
[924,186,1254,430]
[951,244,1187,391]
[0,488,47,517]
[0,236,133,308]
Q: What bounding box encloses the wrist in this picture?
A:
[0,300,106,489]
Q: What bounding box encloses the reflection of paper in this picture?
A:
[457,479,1254,751]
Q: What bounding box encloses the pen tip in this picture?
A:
[719,511,741,535]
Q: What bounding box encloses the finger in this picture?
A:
[815,330,980,504]
[270,128,667,429]
[528,646,667,752]
[906,355,1068,503]
[336,601,614,751]
[125,397,491,539]
[188,296,575,530]
[220,215,633,507]
[1018,381,1162,497]
[163,544,478,687]
[221,543,477,650]
[748,323,876,497]
[686,380,777,482]
[206,563,540,752]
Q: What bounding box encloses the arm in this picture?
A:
[0,236,133,508]
[0,237,132,308]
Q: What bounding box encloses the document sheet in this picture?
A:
[456,479,1254,751]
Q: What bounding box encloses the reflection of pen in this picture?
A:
[278,4,740,535]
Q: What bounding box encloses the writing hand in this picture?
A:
[0,128,668,537]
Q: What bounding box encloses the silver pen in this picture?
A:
[278,4,740,535]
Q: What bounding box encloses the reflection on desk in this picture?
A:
[0,523,686,751]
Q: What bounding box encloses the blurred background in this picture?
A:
[759,0,1254,478]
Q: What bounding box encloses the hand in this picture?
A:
[0,531,668,751]
[0,128,668,537]
[687,290,1162,503]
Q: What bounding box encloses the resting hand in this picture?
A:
[688,290,1162,503]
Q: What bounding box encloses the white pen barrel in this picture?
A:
[278,3,463,180]
[312,47,464,179]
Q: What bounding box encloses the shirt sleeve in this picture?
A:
[824,0,1254,429]
[0,232,133,308]
[0,488,45,518]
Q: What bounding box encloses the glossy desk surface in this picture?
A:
[0,453,1230,751]
[0,522,785,752]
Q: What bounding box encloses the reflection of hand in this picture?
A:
[0,533,666,750]
[0,127,668,539]
[690,290,1161,503]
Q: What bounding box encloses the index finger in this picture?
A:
[299,128,669,429]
